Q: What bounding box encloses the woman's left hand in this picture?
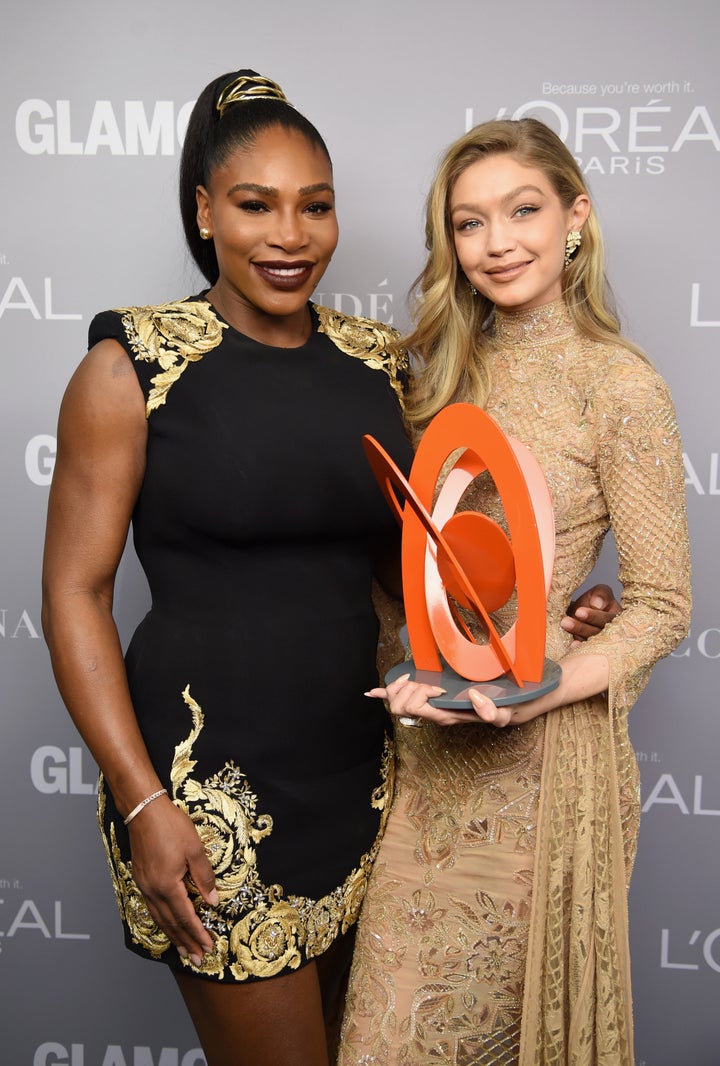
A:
[367,650,610,729]
[366,672,544,728]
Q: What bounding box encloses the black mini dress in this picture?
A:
[89,297,413,981]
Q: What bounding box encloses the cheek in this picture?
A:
[453,236,472,272]
[324,220,340,257]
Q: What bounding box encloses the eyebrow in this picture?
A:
[226,181,334,198]
[450,184,546,215]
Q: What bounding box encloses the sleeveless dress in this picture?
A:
[88,296,414,982]
[338,300,691,1065]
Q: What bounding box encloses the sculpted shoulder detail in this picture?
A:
[314,304,409,407]
[114,299,227,416]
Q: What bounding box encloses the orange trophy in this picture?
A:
[364,403,561,708]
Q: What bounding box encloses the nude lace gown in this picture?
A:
[338,300,691,1066]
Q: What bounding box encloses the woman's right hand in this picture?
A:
[127,795,218,966]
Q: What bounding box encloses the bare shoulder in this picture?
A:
[54,339,147,501]
[60,339,146,443]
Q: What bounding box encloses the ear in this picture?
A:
[196,185,211,231]
[569,193,591,231]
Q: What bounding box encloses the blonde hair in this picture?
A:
[404,118,646,428]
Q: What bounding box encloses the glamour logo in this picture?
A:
[0,609,39,638]
[0,277,81,320]
[31,746,98,795]
[0,899,89,941]
[16,100,195,156]
[313,280,395,324]
[670,628,720,658]
[683,453,720,496]
[26,435,56,486]
[642,773,720,815]
[465,99,720,176]
[660,927,720,972]
[33,1046,206,1066]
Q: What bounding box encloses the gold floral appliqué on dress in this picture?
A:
[315,304,409,408]
[116,300,227,416]
[98,686,394,980]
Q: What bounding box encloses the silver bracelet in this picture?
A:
[123,788,168,826]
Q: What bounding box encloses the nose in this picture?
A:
[267,208,309,253]
[485,219,516,256]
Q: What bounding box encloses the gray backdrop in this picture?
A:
[2,1,718,1063]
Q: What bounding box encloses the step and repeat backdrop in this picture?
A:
[2,1,718,1063]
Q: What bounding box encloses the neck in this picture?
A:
[491,298,574,347]
[206,283,312,348]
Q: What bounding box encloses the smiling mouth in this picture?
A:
[486,261,531,279]
[253,261,315,288]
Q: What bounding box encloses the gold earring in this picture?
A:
[564,229,582,266]
[199,227,212,241]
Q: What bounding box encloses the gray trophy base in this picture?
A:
[385,657,562,710]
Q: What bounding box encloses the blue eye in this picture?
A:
[457,219,480,232]
[515,205,538,217]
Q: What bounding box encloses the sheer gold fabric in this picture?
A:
[339,301,691,1065]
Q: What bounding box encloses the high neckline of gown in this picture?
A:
[490,298,576,348]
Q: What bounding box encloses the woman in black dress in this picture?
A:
[42,70,413,1065]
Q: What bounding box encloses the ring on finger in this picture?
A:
[398,715,423,727]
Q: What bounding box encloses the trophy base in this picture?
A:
[385,657,562,710]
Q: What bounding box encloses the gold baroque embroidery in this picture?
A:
[116,300,227,416]
[98,685,394,981]
[314,303,408,408]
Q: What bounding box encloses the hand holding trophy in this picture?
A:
[364,403,561,709]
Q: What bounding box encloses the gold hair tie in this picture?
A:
[216,75,291,118]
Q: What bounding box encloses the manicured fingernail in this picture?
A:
[396,673,411,683]
[590,597,603,608]
[208,889,219,906]
[177,946,188,958]
[190,953,203,967]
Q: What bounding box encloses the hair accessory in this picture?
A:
[199,227,212,241]
[564,229,582,266]
[124,788,168,826]
[216,74,290,119]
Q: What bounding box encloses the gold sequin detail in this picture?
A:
[99,686,394,981]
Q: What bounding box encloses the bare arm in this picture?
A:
[42,340,216,963]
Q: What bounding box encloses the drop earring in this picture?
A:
[564,229,582,267]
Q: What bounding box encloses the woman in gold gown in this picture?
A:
[339,119,691,1066]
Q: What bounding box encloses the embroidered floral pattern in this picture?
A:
[99,686,394,981]
[315,304,409,407]
[117,300,227,415]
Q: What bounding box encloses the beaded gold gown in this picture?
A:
[338,300,691,1066]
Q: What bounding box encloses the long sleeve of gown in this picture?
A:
[567,356,692,713]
